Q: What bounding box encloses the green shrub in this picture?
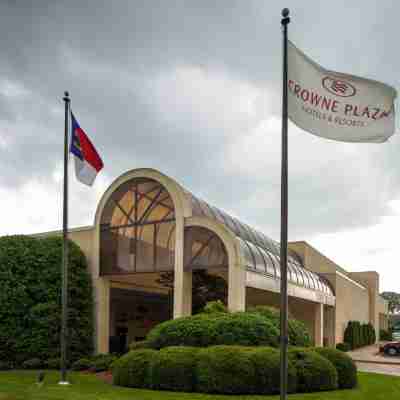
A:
[248,305,281,321]
[146,312,279,349]
[112,349,156,388]
[336,342,350,352]
[0,236,93,364]
[343,321,354,349]
[46,358,61,369]
[368,323,376,344]
[0,361,12,370]
[248,306,311,347]
[344,321,375,349]
[202,300,227,314]
[196,346,257,394]
[250,347,297,394]
[89,354,118,372]
[151,347,199,392]
[289,349,338,392]
[314,347,357,389]
[22,358,43,370]
[71,357,91,371]
[129,340,150,351]
[380,329,393,341]
[288,319,312,347]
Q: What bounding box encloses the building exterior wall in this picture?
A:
[334,273,369,342]
[32,172,388,352]
[349,271,389,339]
[38,227,387,350]
[289,241,386,344]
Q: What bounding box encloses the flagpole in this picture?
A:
[280,8,290,400]
[59,91,70,385]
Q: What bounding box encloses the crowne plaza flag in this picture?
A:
[287,41,397,143]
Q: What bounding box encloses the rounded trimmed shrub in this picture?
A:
[146,312,279,349]
[0,361,12,370]
[380,329,393,341]
[196,346,257,394]
[289,348,338,392]
[129,340,150,351]
[151,346,199,392]
[314,347,357,389]
[22,358,43,370]
[89,354,118,372]
[203,300,227,314]
[250,347,297,394]
[71,357,91,371]
[336,342,351,352]
[248,306,311,347]
[0,235,93,365]
[112,349,156,388]
[46,358,61,369]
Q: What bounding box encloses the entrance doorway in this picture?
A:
[109,287,172,353]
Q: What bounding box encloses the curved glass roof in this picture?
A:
[189,193,333,295]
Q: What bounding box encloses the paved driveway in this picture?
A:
[348,343,400,376]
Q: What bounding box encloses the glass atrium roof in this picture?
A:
[189,193,333,295]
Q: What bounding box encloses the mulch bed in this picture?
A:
[95,370,113,384]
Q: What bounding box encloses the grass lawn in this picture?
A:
[1,370,400,400]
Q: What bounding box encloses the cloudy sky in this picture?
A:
[1,1,399,292]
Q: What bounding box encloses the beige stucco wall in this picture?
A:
[349,271,389,338]
[334,273,369,342]
[289,241,379,343]
[68,228,95,273]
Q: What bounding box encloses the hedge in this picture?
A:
[289,348,338,392]
[336,342,351,352]
[196,346,257,394]
[112,349,156,388]
[146,312,279,349]
[113,346,344,395]
[250,346,297,394]
[151,347,199,392]
[0,235,93,365]
[314,347,357,389]
[71,354,119,372]
[343,321,376,350]
[380,329,393,341]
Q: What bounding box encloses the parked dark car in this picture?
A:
[380,341,400,356]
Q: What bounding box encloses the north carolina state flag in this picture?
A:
[288,41,397,143]
[70,112,103,185]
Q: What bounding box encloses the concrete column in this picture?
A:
[95,277,110,354]
[314,302,324,347]
[324,305,336,347]
[228,263,246,312]
[173,220,192,317]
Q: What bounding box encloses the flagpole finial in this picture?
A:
[281,8,290,25]
[63,91,70,102]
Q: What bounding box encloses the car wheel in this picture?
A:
[387,347,398,356]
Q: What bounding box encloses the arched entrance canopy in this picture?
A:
[95,168,333,297]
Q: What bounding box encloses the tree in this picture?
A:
[157,270,227,314]
[0,235,93,365]
[381,292,400,314]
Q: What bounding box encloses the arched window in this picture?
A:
[99,178,176,275]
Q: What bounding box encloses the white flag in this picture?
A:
[288,41,397,143]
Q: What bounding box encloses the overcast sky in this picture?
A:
[1,1,399,292]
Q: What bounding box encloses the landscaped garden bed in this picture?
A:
[110,304,357,395]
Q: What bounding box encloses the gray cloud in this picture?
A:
[0,0,400,250]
